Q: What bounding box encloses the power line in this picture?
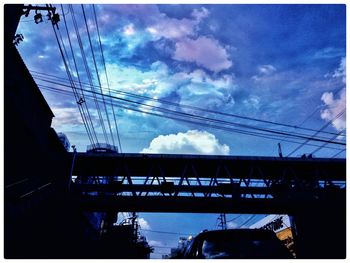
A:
[92,4,123,153]
[310,131,345,155]
[48,5,95,148]
[39,84,345,155]
[29,70,342,138]
[331,149,346,158]
[81,4,114,146]
[70,4,109,145]
[238,215,256,228]
[37,87,344,152]
[298,87,344,127]
[287,109,346,157]
[81,4,115,147]
[35,78,346,146]
[37,83,347,149]
[277,86,345,157]
[60,4,98,147]
[226,214,242,223]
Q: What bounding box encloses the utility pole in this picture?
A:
[217,213,227,230]
[278,143,283,158]
[131,212,138,243]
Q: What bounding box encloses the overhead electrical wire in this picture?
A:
[226,214,242,222]
[37,83,346,152]
[48,4,96,148]
[92,4,123,153]
[310,131,344,155]
[298,87,344,128]
[70,4,109,144]
[44,4,346,157]
[60,4,98,147]
[286,109,346,157]
[29,69,342,138]
[331,149,346,158]
[37,81,313,145]
[39,84,308,144]
[238,215,256,228]
[81,4,115,146]
[34,77,346,146]
[277,86,345,156]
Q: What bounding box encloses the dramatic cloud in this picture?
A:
[320,88,346,131]
[146,7,209,40]
[174,69,235,111]
[106,62,235,111]
[141,130,230,155]
[173,36,232,72]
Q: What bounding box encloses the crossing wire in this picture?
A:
[37,83,346,151]
[37,82,343,148]
[277,86,345,156]
[81,4,115,146]
[48,5,95,148]
[39,83,312,144]
[70,4,109,144]
[331,149,346,158]
[38,84,345,152]
[34,76,339,144]
[60,4,98,147]
[35,78,346,146]
[238,215,256,228]
[29,70,342,138]
[298,87,344,127]
[92,4,123,153]
[286,109,346,157]
[310,131,344,155]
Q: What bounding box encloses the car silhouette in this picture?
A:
[181,229,293,259]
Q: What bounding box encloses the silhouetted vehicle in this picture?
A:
[181,229,293,259]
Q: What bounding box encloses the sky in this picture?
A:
[15,4,346,258]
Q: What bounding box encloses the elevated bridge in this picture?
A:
[70,153,345,214]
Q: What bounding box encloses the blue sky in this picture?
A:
[16,4,346,258]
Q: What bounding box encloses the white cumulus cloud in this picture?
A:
[173,36,232,73]
[141,130,230,155]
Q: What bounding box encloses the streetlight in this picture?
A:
[34,10,43,24]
